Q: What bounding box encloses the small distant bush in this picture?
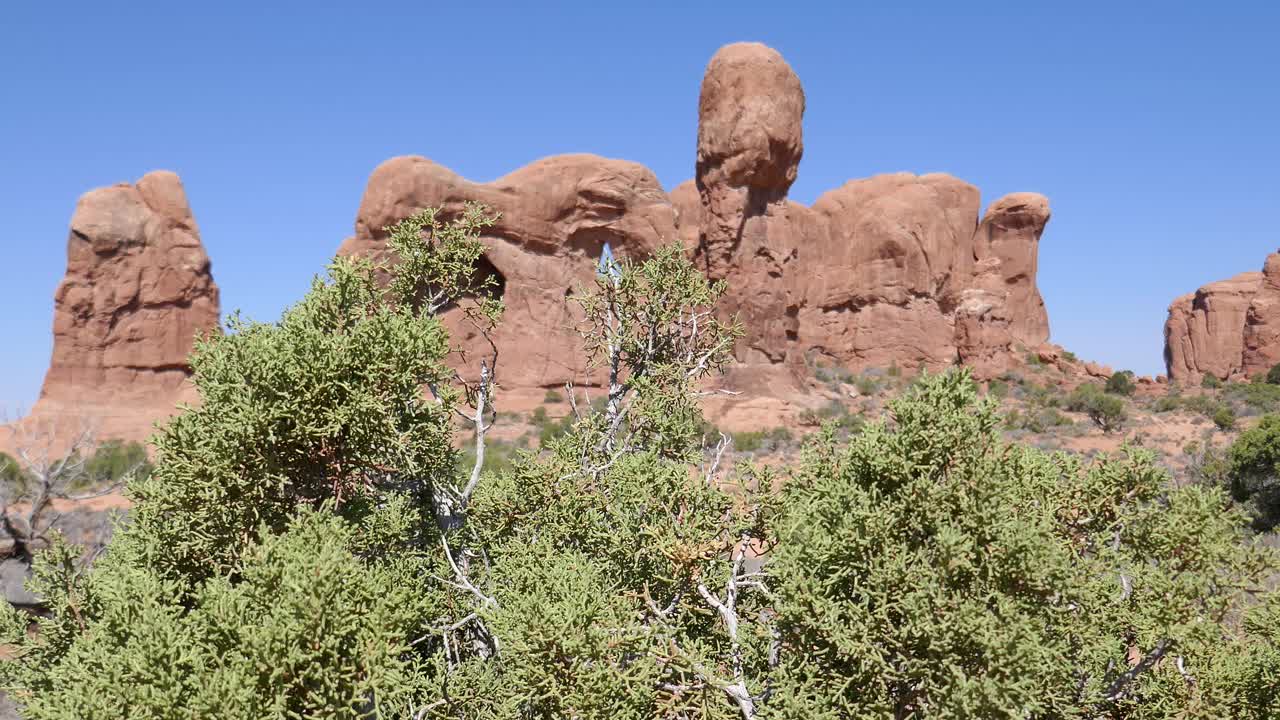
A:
[530,406,548,424]
[1104,370,1136,396]
[542,388,563,404]
[854,374,880,396]
[731,427,795,454]
[1226,381,1280,415]
[1153,394,1183,413]
[1213,405,1237,431]
[1066,383,1126,432]
[812,360,855,388]
[1022,382,1064,409]
[1202,374,1224,390]
[1004,407,1072,433]
[1184,439,1231,488]
[83,439,152,487]
[1227,414,1280,530]
[987,379,1009,400]
[798,399,862,433]
[1061,349,1077,362]
[1267,363,1280,385]
[0,452,26,486]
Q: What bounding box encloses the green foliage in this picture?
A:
[1227,414,1280,531]
[1067,383,1127,432]
[1225,381,1280,415]
[1213,404,1238,431]
[0,452,25,486]
[5,208,1279,718]
[987,378,1009,400]
[769,371,1278,717]
[1202,374,1224,390]
[3,510,426,718]
[1004,405,1073,433]
[1268,363,1280,386]
[797,399,863,434]
[1105,369,1137,396]
[810,359,855,388]
[854,374,881,396]
[731,427,794,454]
[1153,393,1183,413]
[1062,349,1078,362]
[82,440,152,488]
[541,388,563,404]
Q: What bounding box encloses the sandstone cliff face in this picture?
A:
[22,172,220,444]
[1165,250,1280,384]
[337,42,1055,400]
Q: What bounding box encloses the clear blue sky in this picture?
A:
[2,1,1277,410]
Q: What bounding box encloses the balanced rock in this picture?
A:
[19,171,220,446]
[340,41,1056,412]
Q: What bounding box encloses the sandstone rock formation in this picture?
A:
[1165,250,1280,384]
[14,42,1060,445]
[12,172,220,448]
[337,154,676,390]
[336,41,1056,414]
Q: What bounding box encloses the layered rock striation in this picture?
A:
[19,172,220,445]
[1165,250,1280,384]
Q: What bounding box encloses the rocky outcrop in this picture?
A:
[338,42,1055,402]
[337,154,676,391]
[19,172,220,446]
[1165,250,1280,384]
[1243,253,1280,377]
[14,42,1059,444]
[683,45,1051,379]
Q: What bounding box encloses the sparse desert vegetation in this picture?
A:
[1,209,1277,718]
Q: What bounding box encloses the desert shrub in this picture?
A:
[1062,349,1078,362]
[1227,414,1280,531]
[1213,404,1238,431]
[0,452,25,486]
[1153,393,1183,413]
[1184,439,1231,488]
[1268,363,1280,386]
[1022,381,1065,409]
[1226,381,1280,415]
[731,427,794,454]
[770,371,1278,717]
[854,373,881,396]
[986,378,1009,400]
[1004,406,1072,433]
[5,207,1279,718]
[810,359,854,388]
[542,388,563,404]
[1066,383,1127,432]
[81,440,152,488]
[1105,369,1136,396]
[1202,374,1224,390]
[797,399,862,434]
